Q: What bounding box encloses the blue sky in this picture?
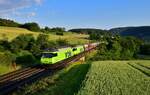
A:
[0,0,150,29]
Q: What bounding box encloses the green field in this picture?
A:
[0,26,89,44]
[77,61,150,95]
[13,60,150,95]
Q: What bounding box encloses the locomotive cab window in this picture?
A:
[42,53,57,58]
[72,48,77,51]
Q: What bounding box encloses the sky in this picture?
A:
[0,0,150,29]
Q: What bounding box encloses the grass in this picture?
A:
[0,64,20,75]
[14,62,91,95]
[0,26,39,40]
[0,26,89,44]
[0,52,21,75]
[77,61,150,95]
[0,64,12,75]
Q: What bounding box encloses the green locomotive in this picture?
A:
[40,46,84,64]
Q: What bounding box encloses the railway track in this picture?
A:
[0,47,96,95]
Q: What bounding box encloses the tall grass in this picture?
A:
[0,53,21,75]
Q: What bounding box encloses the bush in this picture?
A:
[56,32,64,36]
[16,55,36,65]
[10,34,35,53]
[56,39,69,47]
[0,40,10,51]
[16,51,36,66]
[0,45,5,52]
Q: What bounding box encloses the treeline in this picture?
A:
[89,32,150,60]
[0,34,69,67]
[0,18,66,35]
[69,28,109,34]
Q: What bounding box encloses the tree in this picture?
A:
[90,35,142,60]
[41,26,52,33]
[140,44,150,55]
[120,37,142,58]
[44,26,51,31]
[30,44,41,59]
[51,27,66,32]
[36,34,50,50]
[20,22,40,32]
[0,18,20,27]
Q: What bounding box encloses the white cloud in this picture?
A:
[34,0,43,5]
[0,0,43,18]
[13,11,36,18]
[0,0,10,4]
[0,0,43,13]
[0,0,29,12]
[29,12,36,16]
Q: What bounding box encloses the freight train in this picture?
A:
[40,43,99,64]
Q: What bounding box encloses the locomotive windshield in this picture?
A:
[72,48,77,51]
[42,53,57,58]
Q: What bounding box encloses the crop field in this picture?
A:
[77,61,150,95]
[136,61,150,69]
[0,26,89,44]
[128,61,150,76]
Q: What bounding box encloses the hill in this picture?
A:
[109,26,150,42]
[69,27,150,43]
[0,26,89,45]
